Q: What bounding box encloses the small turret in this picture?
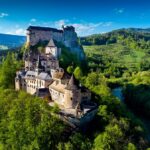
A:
[45,39,61,58]
[15,72,22,91]
[47,38,55,47]
[66,74,77,90]
[50,68,64,79]
[63,26,75,32]
[63,74,81,108]
[35,55,43,75]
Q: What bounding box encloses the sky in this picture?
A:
[0,0,150,36]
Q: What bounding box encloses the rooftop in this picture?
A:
[27,26,63,33]
[47,39,55,47]
[37,72,51,80]
[27,25,75,33]
[49,80,67,93]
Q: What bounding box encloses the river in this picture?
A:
[112,87,124,102]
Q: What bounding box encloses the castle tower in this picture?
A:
[50,68,64,79]
[67,74,77,90]
[45,39,61,58]
[64,74,81,108]
[15,73,22,91]
[63,26,78,48]
[35,55,43,76]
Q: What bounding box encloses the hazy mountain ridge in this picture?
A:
[0,33,26,50]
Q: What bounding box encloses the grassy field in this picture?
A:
[83,44,147,71]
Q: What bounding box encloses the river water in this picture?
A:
[112,87,124,101]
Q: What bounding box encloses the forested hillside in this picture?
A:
[0,52,149,149]
[81,28,150,147]
[81,28,150,77]
[0,33,25,50]
[80,28,150,46]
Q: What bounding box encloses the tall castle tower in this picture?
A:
[45,39,61,58]
[64,74,81,108]
[35,55,43,76]
[15,73,21,91]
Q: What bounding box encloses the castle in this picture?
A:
[15,26,97,126]
[26,25,84,59]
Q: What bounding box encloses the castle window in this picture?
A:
[70,97,72,100]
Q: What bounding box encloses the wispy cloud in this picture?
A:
[30,18,37,22]
[15,28,25,35]
[114,8,125,14]
[7,28,26,35]
[54,19,69,28]
[0,12,8,18]
[72,22,112,35]
[51,19,113,35]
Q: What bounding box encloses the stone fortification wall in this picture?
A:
[27,27,63,46]
[27,26,77,47]
[26,26,84,59]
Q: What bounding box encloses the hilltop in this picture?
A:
[80,28,150,45]
[0,33,25,50]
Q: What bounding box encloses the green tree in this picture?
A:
[0,90,65,150]
[67,66,74,74]
[126,143,137,150]
[0,53,21,88]
[74,66,83,80]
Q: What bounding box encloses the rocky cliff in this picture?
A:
[26,26,84,59]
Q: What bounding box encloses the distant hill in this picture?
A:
[123,28,150,33]
[80,28,150,46]
[0,33,26,50]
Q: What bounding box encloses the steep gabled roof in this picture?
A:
[66,74,78,90]
[47,39,55,47]
[68,74,76,86]
[37,72,51,80]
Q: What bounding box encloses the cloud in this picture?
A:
[30,18,37,22]
[54,19,69,28]
[7,28,26,35]
[51,19,113,35]
[0,12,8,18]
[68,22,112,35]
[15,28,25,35]
[72,23,102,33]
[114,8,125,14]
